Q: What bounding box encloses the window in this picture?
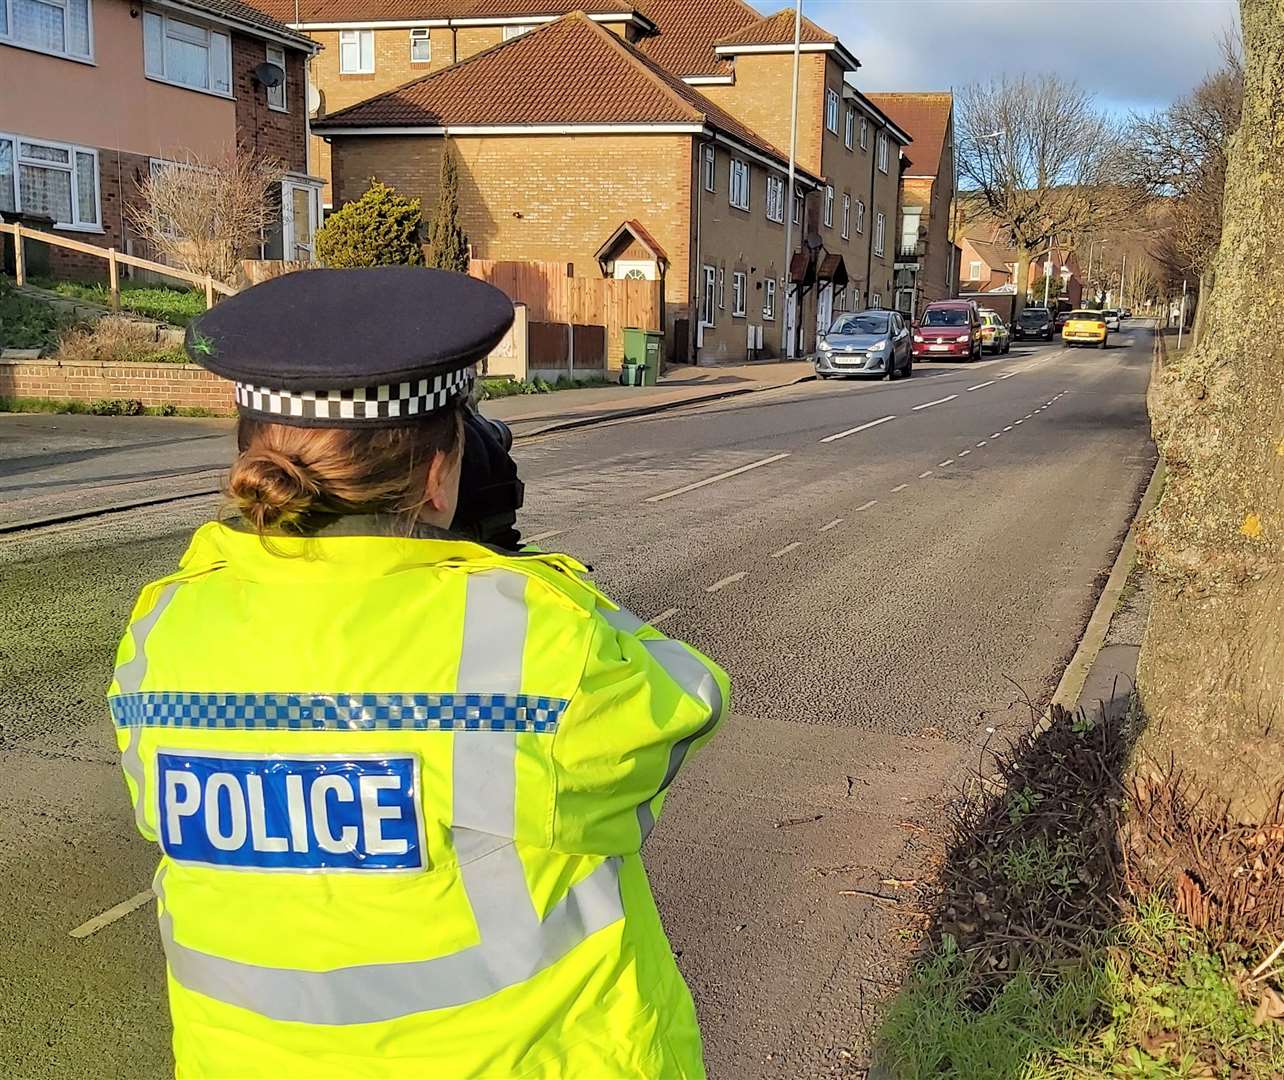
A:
[872,293,882,309]
[0,133,99,230]
[874,211,886,256]
[409,27,431,62]
[841,193,850,239]
[877,131,889,172]
[825,88,839,134]
[969,260,982,280]
[338,28,373,73]
[793,191,803,225]
[860,116,869,149]
[765,175,784,223]
[834,287,846,313]
[144,10,231,93]
[728,158,749,211]
[265,44,286,110]
[717,267,724,309]
[1,0,91,59]
[900,208,921,255]
[502,23,534,39]
[844,108,854,150]
[702,145,715,192]
[855,198,865,234]
[763,278,776,321]
[283,178,321,261]
[701,265,716,327]
[823,185,833,227]
[731,271,746,317]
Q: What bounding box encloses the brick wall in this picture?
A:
[0,359,234,411]
[233,36,309,173]
[42,148,150,281]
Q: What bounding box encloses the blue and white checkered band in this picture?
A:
[234,365,475,422]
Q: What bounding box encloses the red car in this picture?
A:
[912,300,983,361]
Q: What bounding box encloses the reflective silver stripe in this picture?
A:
[599,604,646,636]
[636,638,726,842]
[160,568,626,1025]
[115,583,180,839]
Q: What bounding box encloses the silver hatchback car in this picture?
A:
[815,309,913,380]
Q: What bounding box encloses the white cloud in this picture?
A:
[758,0,1240,114]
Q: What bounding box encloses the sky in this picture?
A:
[756,0,1241,117]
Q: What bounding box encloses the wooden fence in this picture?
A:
[469,259,660,367]
[1,222,237,308]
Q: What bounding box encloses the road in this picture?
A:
[0,325,1154,1078]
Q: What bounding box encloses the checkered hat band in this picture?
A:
[234,367,474,422]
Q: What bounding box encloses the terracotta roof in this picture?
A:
[714,7,834,47]
[174,0,316,45]
[249,0,636,24]
[634,0,759,76]
[963,236,1016,271]
[315,12,819,181]
[865,92,952,176]
[595,219,668,264]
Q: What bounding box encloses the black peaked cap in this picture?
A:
[187,267,514,393]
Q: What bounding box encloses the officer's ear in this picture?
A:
[423,448,461,513]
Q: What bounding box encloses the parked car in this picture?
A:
[1121,308,1133,319]
[1054,308,1073,332]
[912,300,982,362]
[1062,309,1109,349]
[1102,308,1121,331]
[1014,306,1054,341]
[979,310,1011,354]
[816,309,913,380]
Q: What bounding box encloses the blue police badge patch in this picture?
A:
[156,752,425,872]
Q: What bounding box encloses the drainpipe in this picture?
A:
[866,117,878,307]
[692,136,710,365]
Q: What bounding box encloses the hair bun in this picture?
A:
[226,448,321,532]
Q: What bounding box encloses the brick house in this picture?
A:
[314,13,824,364]
[864,91,955,321]
[959,233,1084,308]
[1,0,321,276]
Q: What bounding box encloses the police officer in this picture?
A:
[108,267,729,1078]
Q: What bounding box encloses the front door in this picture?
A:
[784,285,797,358]
[816,283,833,337]
[282,178,322,262]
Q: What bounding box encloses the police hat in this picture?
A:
[187,267,514,426]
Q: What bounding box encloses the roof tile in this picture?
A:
[865,92,952,177]
[713,7,835,47]
[634,0,759,76]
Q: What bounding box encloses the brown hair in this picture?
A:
[227,400,464,534]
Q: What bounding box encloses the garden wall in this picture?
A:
[0,358,234,412]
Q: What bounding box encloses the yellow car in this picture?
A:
[1062,309,1109,349]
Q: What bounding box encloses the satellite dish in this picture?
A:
[253,61,285,88]
[307,82,322,116]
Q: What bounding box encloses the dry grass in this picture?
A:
[54,317,188,364]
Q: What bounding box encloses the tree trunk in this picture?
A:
[1191,269,1211,348]
[1012,250,1033,319]
[1136,0,1284,819]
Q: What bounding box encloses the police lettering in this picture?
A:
[157,752,424,872]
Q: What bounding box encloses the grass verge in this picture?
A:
[0,395,225,418]
[875,702,1284,1079]
[28,276,207,326]
[1,276,73,350]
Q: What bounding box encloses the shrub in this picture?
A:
[424,141,470,272]
[89,398,145,416]
[316,180,424,268]
[55,317,191,363]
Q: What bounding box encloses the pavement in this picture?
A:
[0,327,1156,1077]
[0,359,813,529]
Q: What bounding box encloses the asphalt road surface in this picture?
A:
[0,326,1155,1078]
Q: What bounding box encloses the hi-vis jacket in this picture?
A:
[108,520,729,1079]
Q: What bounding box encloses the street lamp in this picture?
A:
[781,0,802,358]
[1085,239,1108,304]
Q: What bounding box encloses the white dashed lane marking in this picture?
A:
[959,449,972,457]
[912,394,957,411]
[918,470,934,479]
[646,453,791,502]
[523,528,565,544]
[891,483,909,493]
[820,414,897,444]
[855,499,878,511]
[705,572,747,594]
[977,441,987,447]
[819,518,843,532]
[770,542,803,558]
[650,607,678,626]
[938,459,954,467]
[70,890,155,939]
[966,380,995,391]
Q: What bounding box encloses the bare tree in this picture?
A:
[128,145,286,286]
[1123,44,1243,344]
[957,74,1130,316]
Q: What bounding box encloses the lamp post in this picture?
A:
[1118,252,1127,310]
[781,0,802,358]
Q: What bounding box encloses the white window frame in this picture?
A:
[763,278,776,321]
[265,44,287,111]
[338,28,374,73]
[502,22,534,39]
[701,264,716,328]
[409,27,431,63]
[731,271,747,318]
[282,175,322,261]
[856,198,865,234]
[1,0,94,61]
[765,175,784,223]
[872,293,882,309]
[0,132,100,231]
[969,260,982,280]
[874,211,886,256]
[144,8,232,96]
[825,88,839,134]
[877,131,889,172]
[835,287,846,313]
[729,158,749,211]
[841,194,850,239]
[702,144,715,193]
[844,108,854,150]
[823,185,833,228]
[793,191,803,225]
[717,266,724,309]
[859,116,869,150]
